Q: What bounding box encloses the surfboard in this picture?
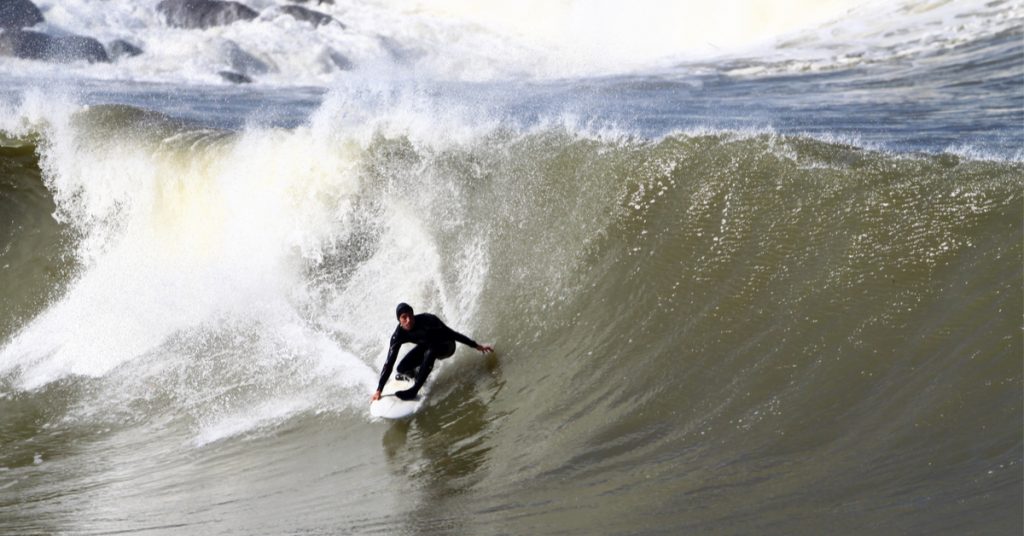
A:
[370,378,424,419]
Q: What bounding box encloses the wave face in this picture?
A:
[0,90,1021,534]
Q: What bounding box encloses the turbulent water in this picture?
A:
[1,1,1022,534]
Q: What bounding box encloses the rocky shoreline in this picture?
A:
[0,0,345,83]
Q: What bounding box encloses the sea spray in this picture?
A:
[4,0,1019,85]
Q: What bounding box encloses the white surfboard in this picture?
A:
[370,378,424,419]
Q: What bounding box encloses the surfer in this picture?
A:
[371,303,493,402]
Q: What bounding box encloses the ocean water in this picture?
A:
[0,1,1022,534]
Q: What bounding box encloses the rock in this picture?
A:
[328,49,352,70]
[277,5,339,28]
[0,0,43,30]
[217,39,267,74]
[56,34,109,63]
[378,36,424,64]
[108,39,142,60]
[157,0,257,29]
[0,28,46,59]
[218,70,251,84]
[0,30,110,63]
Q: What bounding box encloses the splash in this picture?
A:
[5,0,1017,84]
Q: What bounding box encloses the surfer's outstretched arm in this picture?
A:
[435,320,492,355]
[371,336,402,402]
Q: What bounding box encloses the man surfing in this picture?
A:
[371,303,493,402]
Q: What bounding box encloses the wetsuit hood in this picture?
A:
[396,302,413,319]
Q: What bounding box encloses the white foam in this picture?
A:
[0,93,380,390]
[4,0,1015,85]
[192,397,308,447]
[308,79,503,149]
[0,88,495,447]
[723,0,1024,76]
[409,0,866,71]
[944,142,1024,164]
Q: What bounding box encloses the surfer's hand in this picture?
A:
[476,344,494,354]
[371,390,381,402]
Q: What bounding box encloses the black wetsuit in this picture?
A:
[375,313,479,394]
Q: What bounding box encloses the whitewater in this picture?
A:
[0,0,1021,534]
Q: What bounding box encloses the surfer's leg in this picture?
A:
[396,341,455,400]
[396,344,427,380]
[434,340,457,361]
